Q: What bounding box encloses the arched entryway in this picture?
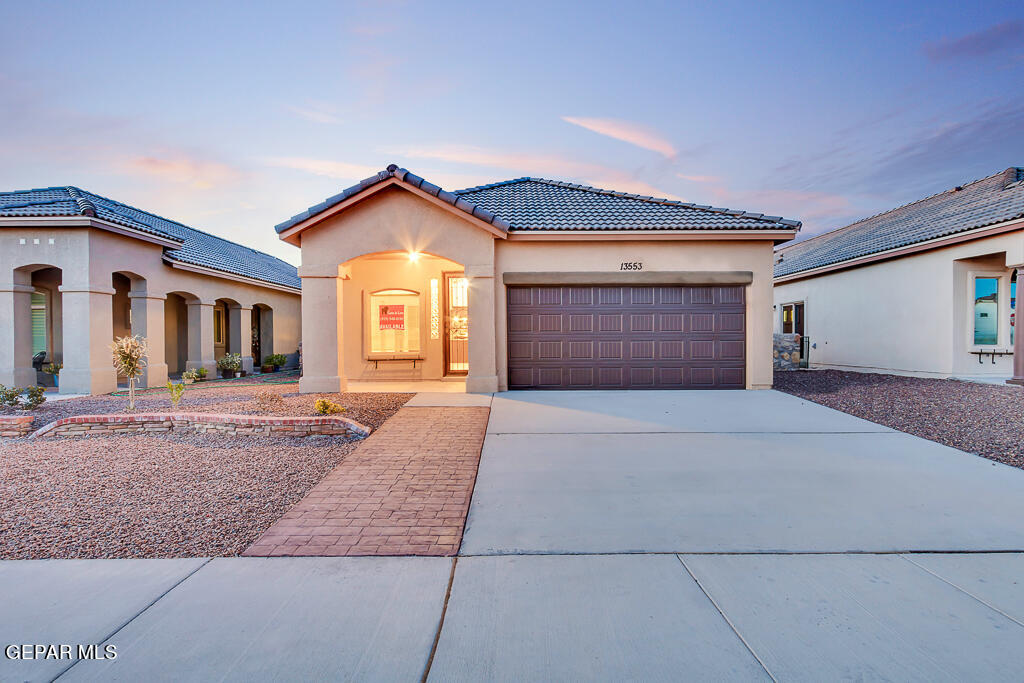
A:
[252,303,274,368]
[1,264,64,389]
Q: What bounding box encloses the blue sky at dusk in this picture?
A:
[2,0,1022,264]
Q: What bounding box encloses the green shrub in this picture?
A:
[314,398,345,415]
[0,384,22,408]
[266,353,288,368]
[167,381,186,409]
[42,362,62,375]
[181,369,199,384]
[197,367,208,378]
[21,386,46,410]
[217,353,242,371]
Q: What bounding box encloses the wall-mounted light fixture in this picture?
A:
[408,251,421,262]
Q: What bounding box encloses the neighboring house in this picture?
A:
[0,187,301,395]
[276,165,800,392]
[773,167,1024,384]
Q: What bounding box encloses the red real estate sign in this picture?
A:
[379,304,405,330]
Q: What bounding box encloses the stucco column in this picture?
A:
[129,291,168,388]
[465,265,499,393]
[58,284,118,395]
[229,305,254,374]
[1009,267,1023,386]
[298,265,346,393]
[185,300,217,375]
[0,280,37,388]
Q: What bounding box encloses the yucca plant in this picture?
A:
[111,335,148,411]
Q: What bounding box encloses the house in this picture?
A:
[0,187,301,395]
[276,165,800,392]
[773,167,1024,384]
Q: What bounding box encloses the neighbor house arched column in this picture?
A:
[298,264,346,393]
[129,289,168,388]
[186,299,218,375]
[0,272,36,388]
[228,304,254,374]
[465,264,498,393]
[58,282,118,394]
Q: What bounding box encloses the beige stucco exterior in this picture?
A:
[287,182,782,392]
[773,227,1023,377]
[1,222,301,395]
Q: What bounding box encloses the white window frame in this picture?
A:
[968,270,1012,350]
[363,288,424,360]
[779,300,805,336]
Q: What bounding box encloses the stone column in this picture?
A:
[1009,267,1023,386]
[0,280,36,388]
[185,300,217,375]
[297,265,346,393]
[58,284,118,395]
[465,264,499,393]
[129,291,168,388]
[229,304,254,374]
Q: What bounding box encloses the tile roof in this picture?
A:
[774,167,1024,279]
[0,187,300,290]
[275,164,801,234]
[275,164,511,233]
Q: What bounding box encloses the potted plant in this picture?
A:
[260,362,274,374]
[196,367,208,381]
[42,362,62,388]
[216,353,242,378]
[266,353,287,372]
[181,369,199,385]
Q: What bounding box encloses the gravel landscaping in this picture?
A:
[775,370,1024,469]
[0,388,411,559]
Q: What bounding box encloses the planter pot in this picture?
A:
[220,369,233,379]
[240,370,247,377]
[273,366,281,372]
[53,376,59,388]
[261,365,274,374]
[234,371,242,378]
[183,378,195,385]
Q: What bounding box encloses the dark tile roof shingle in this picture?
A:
[276,164,801,234]
[774,168,1024,278]
[0,187,300,290]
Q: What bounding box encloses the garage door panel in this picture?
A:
[508,285,745,389]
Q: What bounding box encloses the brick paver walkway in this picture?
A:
[242,406,489,557]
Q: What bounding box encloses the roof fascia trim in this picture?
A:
[0,216,185,248]
[505,229,797,243]
[278,178,509,245]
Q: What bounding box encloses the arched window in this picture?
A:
[368,289,421,355]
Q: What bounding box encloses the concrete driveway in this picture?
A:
[462,390,1024,554]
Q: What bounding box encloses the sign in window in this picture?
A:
[370,290,420,354]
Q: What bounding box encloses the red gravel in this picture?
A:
[0,390,411,559]
[775,370,1024,469]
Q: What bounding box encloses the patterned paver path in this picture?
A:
[243,405,490,557]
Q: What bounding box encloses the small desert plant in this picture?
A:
[217,353,242,373]
[181,369,199,384]
[167,381,186,409]
[0,384,22,408]
[314,398,346,415]
[266,353,288,368]
[197,367,208,379]
[111,335,148,411]
[21,386,46,410]
[253,389,284,411]
[42,362,62,375]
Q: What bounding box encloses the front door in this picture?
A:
[444,272,469,375]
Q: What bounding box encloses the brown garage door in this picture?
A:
[507,285,745,389]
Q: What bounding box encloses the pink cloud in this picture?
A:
[676,173,722,184]
[286,102,342,124]
[562,116,677,159]
[263,157,379,180]
[121,154,243,189]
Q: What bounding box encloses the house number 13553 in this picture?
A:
[619,262,643,271]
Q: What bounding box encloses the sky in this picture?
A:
[1,0,1022,265]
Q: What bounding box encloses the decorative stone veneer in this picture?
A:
[0,415,35,438]
[773,333,802,371]
[28,413,371,439]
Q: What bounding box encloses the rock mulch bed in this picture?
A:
[774,370,1024,469]
[0,389,411,559]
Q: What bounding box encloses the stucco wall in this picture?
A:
[773,230,1022,377]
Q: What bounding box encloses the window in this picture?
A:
[1011,272,1017,346]
[973,277,999,346]
[31,291,47,354]
[781,302,804,335]
[213,308,225,345]
[369,289,421,354]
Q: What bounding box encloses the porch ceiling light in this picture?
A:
[408,251,421,262]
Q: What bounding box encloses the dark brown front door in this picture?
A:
[507,285,745,389]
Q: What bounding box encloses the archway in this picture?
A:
[2,264,63,389]
[252,303,274,368]
[165,291,198,377]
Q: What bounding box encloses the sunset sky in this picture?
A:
[2,0,1022,264]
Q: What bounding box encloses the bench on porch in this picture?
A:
[969,349,1013,364]
[366,356,426,370]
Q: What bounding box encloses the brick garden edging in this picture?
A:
[0,415,35,438]
[27,413,371,439]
